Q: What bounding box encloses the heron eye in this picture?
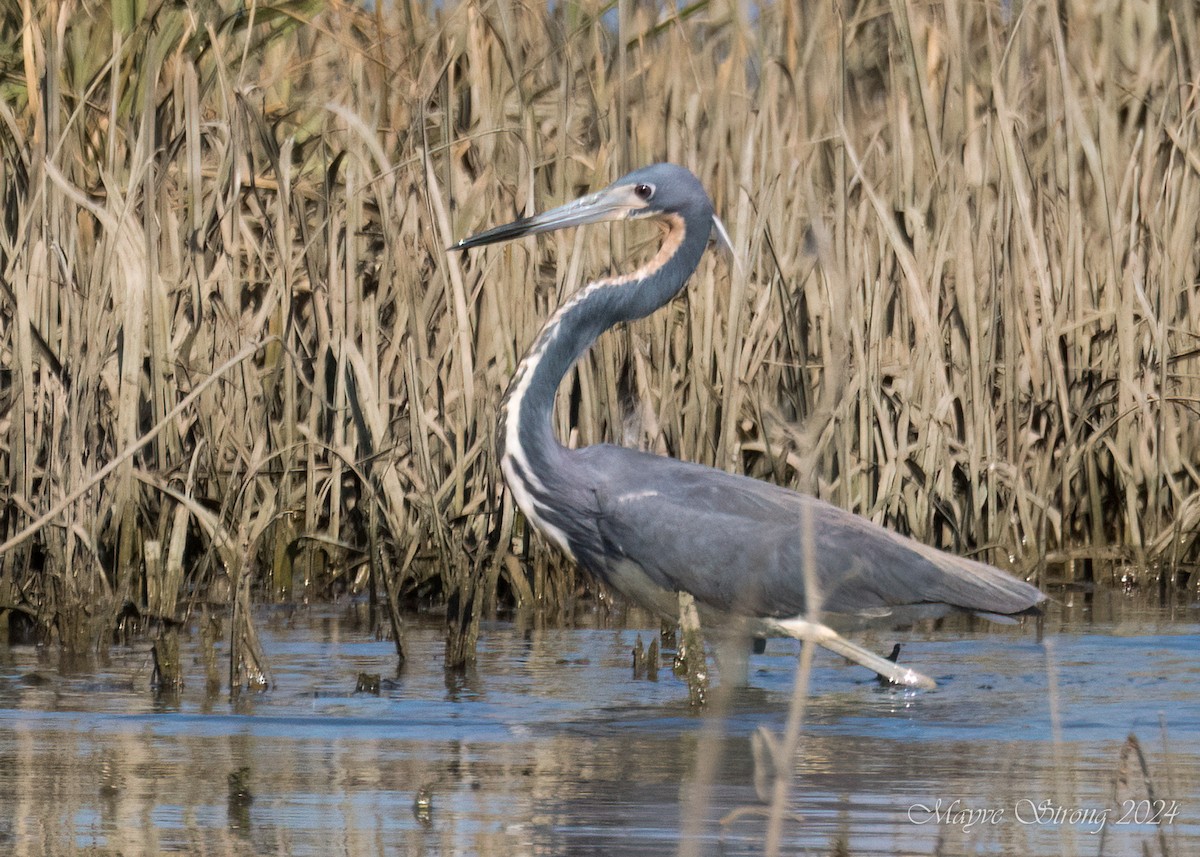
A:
[634,183,654,201]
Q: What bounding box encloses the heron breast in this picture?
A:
[500,454,576,561]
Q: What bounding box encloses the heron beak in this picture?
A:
[449,185,647,252]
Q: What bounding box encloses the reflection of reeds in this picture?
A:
[1,2,1198,657]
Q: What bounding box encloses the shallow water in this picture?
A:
[0,590,1197,856]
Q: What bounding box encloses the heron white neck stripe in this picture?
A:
[499,215,688,555]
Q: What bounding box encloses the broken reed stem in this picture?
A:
[674,591,709,708]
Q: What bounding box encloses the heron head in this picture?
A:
[449,163,733,254]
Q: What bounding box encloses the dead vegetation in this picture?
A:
[0,0,1198,656]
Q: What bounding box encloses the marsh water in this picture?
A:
[1,590,1197,856]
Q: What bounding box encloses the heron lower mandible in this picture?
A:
[451,163,1045,689]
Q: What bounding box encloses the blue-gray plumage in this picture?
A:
[451,164,1045,689]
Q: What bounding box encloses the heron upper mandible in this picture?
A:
[451,163,1045,689]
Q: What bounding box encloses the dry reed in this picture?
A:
[0,0,1198,656]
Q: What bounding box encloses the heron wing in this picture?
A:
[576,445,1043,622]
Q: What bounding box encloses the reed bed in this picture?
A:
[0,0,1198,656]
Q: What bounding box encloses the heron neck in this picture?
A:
[500,215,710,472]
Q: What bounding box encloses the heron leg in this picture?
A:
[769,617,937,690]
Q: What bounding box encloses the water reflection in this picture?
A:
[0,597,1196,856]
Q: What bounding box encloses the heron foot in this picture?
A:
[769,617,938,690]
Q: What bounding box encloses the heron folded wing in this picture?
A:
[579,444,1044,623]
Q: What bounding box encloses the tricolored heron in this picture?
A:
[451,163,1045,689]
